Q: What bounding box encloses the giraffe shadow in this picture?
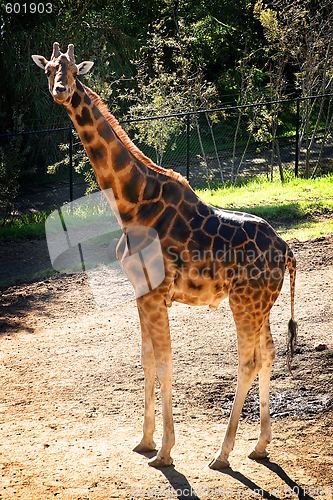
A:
[134,450,199,499]
[260,460,315,500]
[217,463,279,500]
[217,458,315,500]
[135,451,316,500]
[160,466,200,500]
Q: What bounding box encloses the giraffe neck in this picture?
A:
[63,79,194,229]
[63,79,143,224]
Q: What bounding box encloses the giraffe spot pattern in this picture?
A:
[83,131,94,143]
[190,214,205,231]
[112,145,131,172]
[91,103,103,121]
[154,206,177,239]
[203,216,220,236]
[137,201,165,225]
[232,228,248,248]
[172,214,191,241]
[162,182,182,205]
[122,166,145,205]
[219,224,236,241]
[84,93,91,105]
[75,79,84,92]
[71,91,81,108]
[89,143,107,163]
[197,202,210,217]
[76,107,93,127]
[142,176,161,201]
[97,121,114,143]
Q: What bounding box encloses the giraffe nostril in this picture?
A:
[55,86,66,93]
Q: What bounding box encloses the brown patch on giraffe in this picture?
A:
[71,91,81,108]
[84,93,91,105]
[112,145,132,172]
[91,103,103,121]
[232,228,248,248]
[97,121,114,143]
[76,107,93,127]
[171,214,191,242]
[122,166,145,205]
[154,206,177,240]
[136,201,165,226]
[190,214,205,231]
[161,182,183,205]
[88,142,107,165]
[203,216,220,236]
[82,131,94,143]
[142,176,162,201]
[197,201,211,218]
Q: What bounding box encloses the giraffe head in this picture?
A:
[32,42,94,104]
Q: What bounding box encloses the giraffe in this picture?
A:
[32,43,298,469]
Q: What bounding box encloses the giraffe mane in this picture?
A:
[81,82,194,191]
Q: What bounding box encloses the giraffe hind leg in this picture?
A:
[209,308,263,469]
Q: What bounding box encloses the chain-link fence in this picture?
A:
[123,93,333,187]
[1,93,333,221]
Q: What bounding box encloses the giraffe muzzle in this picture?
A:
[53,85,69,103]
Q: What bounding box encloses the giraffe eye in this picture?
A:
[45,70,51,78]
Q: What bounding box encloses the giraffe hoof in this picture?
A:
[148,454,173,468]
[133,441,156,453]
[208,457,230,470]
[248,448,269,460]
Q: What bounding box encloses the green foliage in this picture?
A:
[0,111,34,224]
[0,212,48,241]
[1,0,333,189]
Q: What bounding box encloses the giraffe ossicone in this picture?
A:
[32,43,298,469]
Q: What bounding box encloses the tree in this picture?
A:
[0,111,33,224]
[255,0,333,178]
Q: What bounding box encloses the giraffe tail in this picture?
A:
[286,246,298,377]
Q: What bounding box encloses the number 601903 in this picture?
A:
[6,3,52,14]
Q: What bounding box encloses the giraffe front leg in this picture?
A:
[136,295,175,467]
[148,359,175,467]
[249,316,276,460]
[133,310,157,453]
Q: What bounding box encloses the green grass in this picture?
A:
[1,173,333,242]
[196,173,333,215]
[0,213,49,241]
[196,173,333,241]
[276,219,333,242]
[0,268,57,288]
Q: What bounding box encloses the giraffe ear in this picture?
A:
[77,61,94,75]
[32,55,48,70]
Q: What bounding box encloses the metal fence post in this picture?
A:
[295,98,300,178]
[186,113,190,181]
[69,127,73,202]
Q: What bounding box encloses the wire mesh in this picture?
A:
[1,94,333,222]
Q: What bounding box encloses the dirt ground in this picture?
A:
[0,235,333,499]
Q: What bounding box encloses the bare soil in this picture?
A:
[0,236,333,499]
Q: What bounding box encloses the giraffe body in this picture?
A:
[32,44,297,469]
